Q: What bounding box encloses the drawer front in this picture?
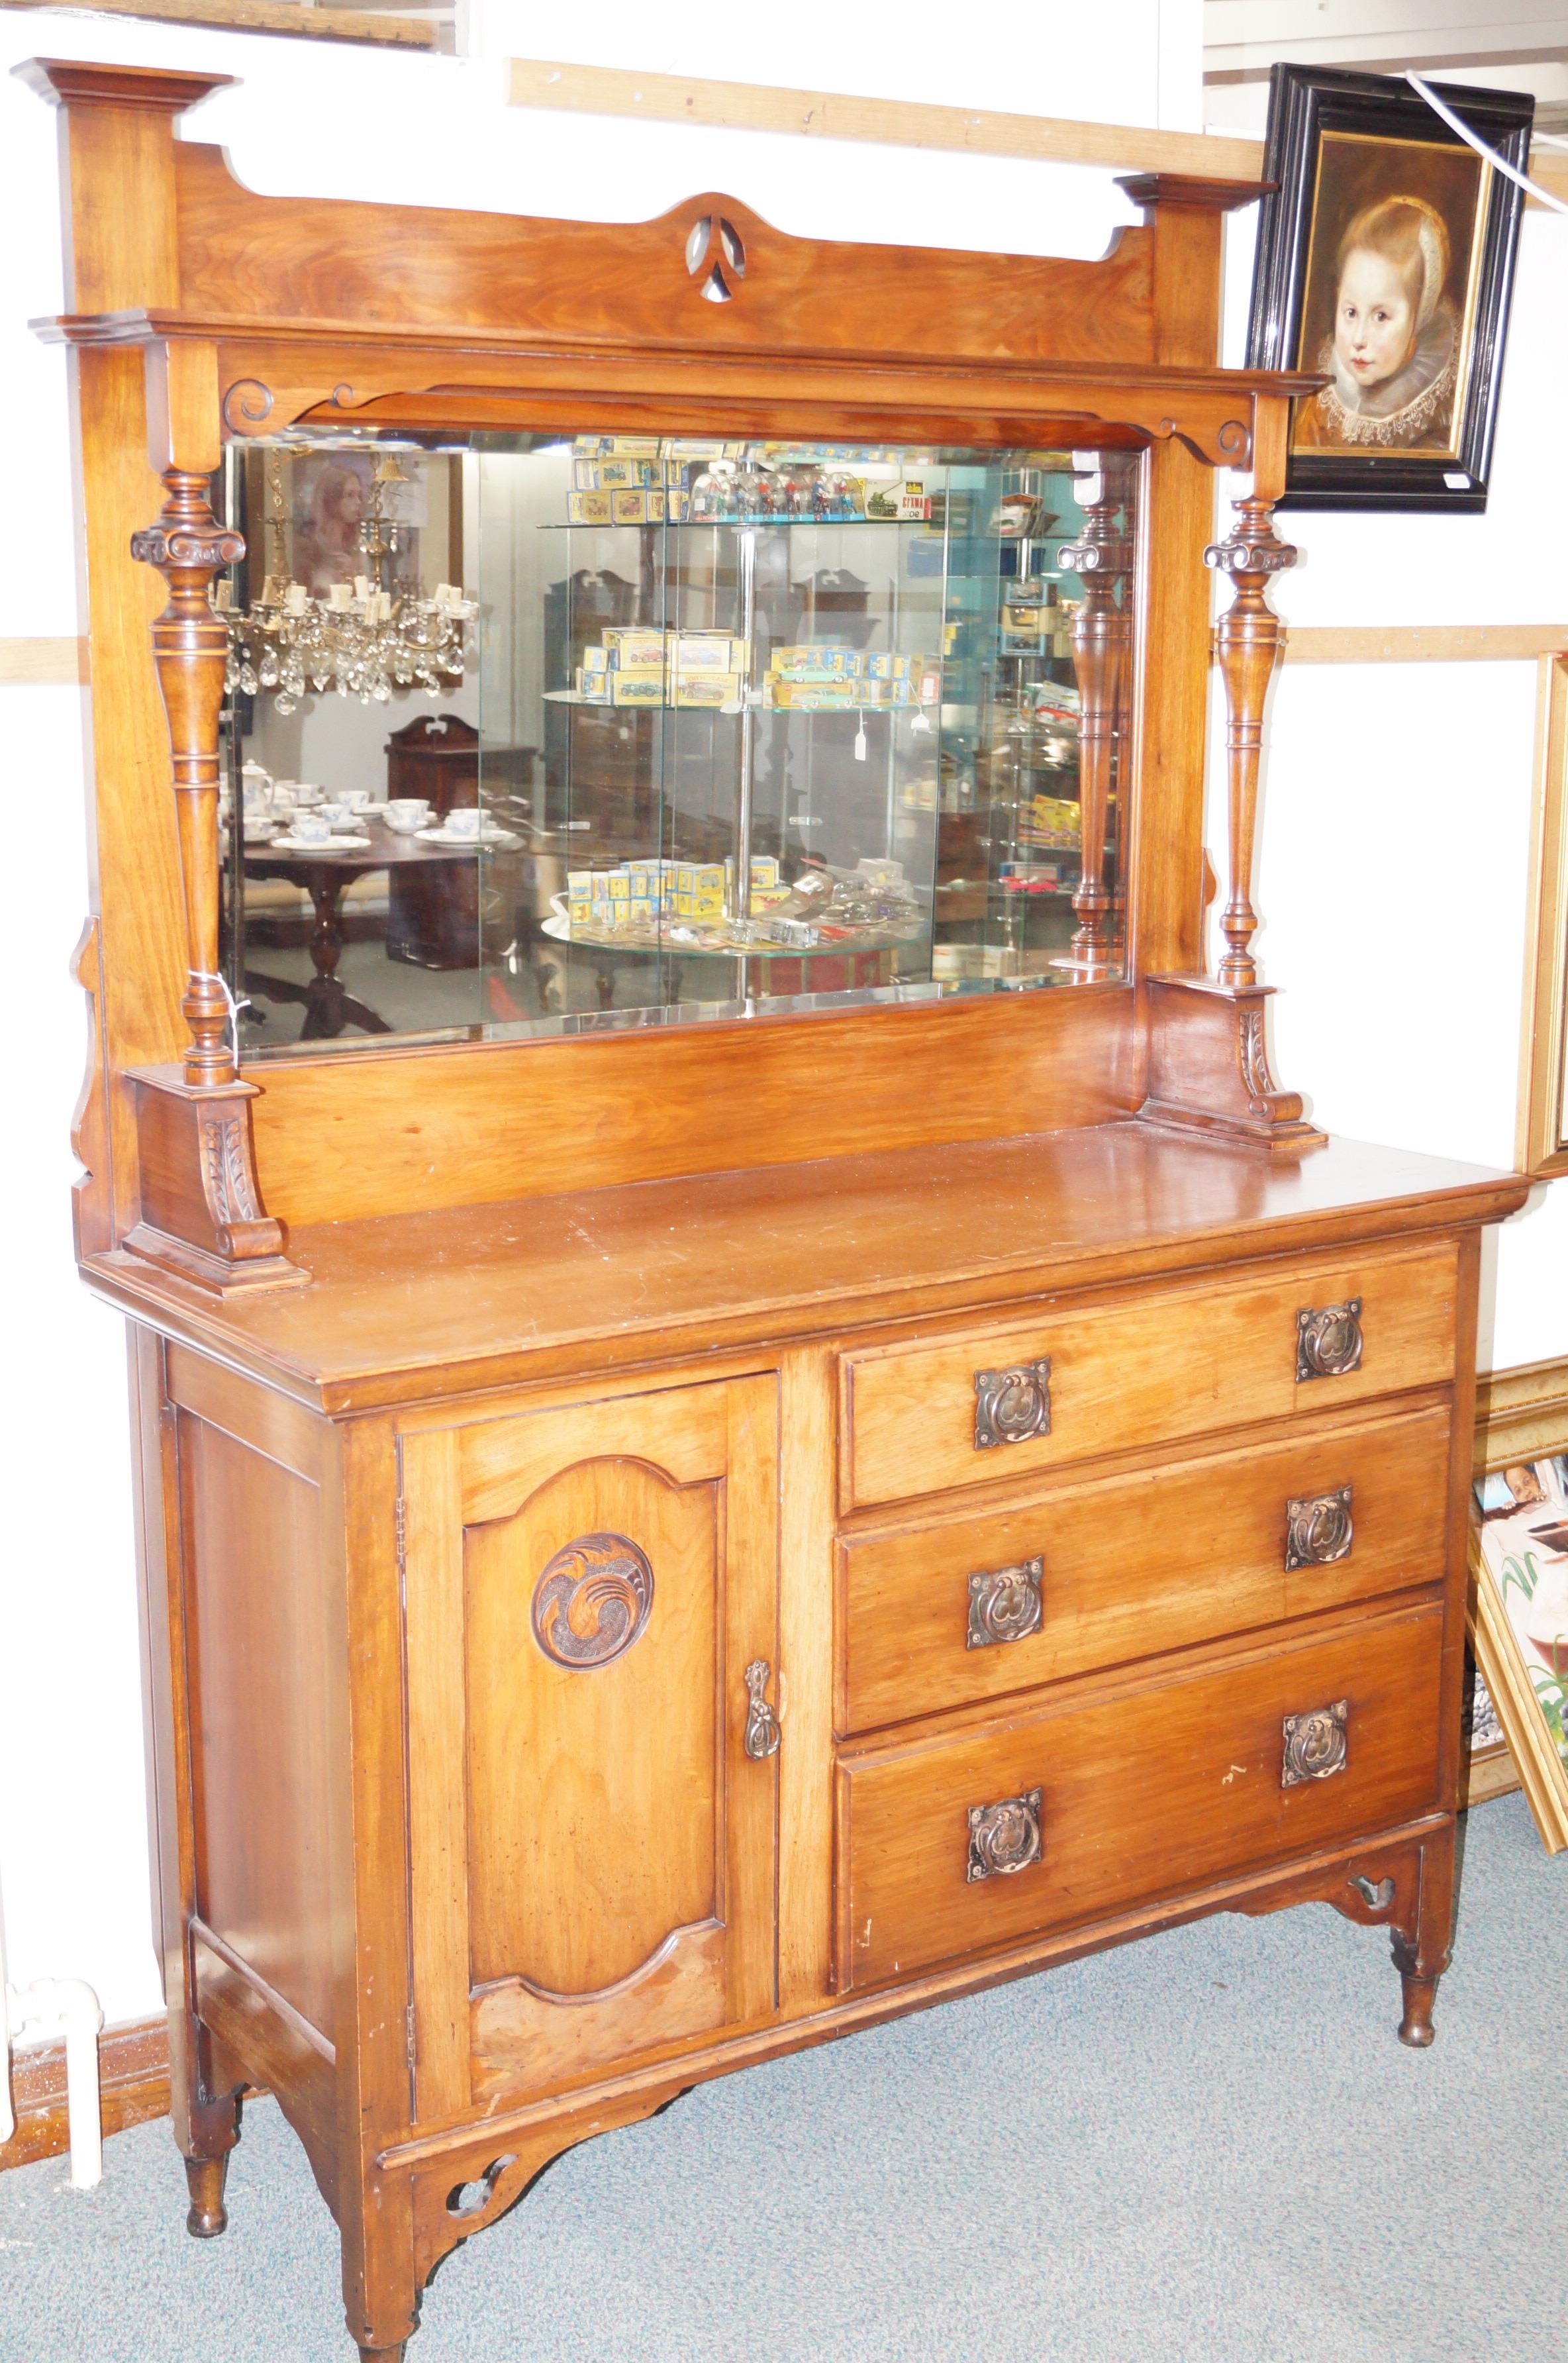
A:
[838,1401,1453,1735]
[840,1242,1458,1511]
[834,1598,1444,1992]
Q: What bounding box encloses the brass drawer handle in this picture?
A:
[1281,1698,1349,1787]
[974,1358,1052,1449]
[1296,1298,1363,1381]
[967,1557,1044,1648]
[1285,1485,1353,1570]
[966,1787,1043,1882]
[742,1659,781,1760]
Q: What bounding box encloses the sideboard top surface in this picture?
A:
[88,1125,1529,1413]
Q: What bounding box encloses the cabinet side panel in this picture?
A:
[179,1414,342,2044]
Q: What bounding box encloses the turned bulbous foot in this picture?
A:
[184,2154,230,2237]
[1398,1972,1438,2048]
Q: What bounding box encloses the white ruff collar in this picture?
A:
[1313,307,1458,448]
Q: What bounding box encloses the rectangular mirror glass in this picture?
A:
[219,430,1136,1057]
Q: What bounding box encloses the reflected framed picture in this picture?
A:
[1472,1443,1568,1853]
[1248,66,1533,512]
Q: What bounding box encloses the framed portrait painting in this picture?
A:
[1248,66,1533,512]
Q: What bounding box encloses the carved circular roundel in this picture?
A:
[531,1532,654,1670]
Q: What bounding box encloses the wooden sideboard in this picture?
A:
[25,56,1530,2360]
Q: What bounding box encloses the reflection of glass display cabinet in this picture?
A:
[218,435,1132,1048]
[34,58,1529,2363]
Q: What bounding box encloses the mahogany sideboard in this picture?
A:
[24,56,1530,2359]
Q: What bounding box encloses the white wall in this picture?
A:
[1,0,1560,2040]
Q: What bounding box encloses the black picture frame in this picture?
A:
[1247,65,1533,513]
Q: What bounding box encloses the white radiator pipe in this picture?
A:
[0,1903,105,2189]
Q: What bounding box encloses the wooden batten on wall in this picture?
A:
[504,59,1568,214]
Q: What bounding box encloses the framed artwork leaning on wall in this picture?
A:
[1520,654,1568,1178]
[1471,1361,1568,1853]
[1248,65,1532,513]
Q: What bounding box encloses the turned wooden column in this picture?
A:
[1202,491,1297,989]
[130,470,245,1085]
[123,427,305,1292]
[1058,454,1136,980]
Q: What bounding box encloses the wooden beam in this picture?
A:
[0,635,89,685]
[506,60,1568,211]
[1281,625,1568,666]
[0,0,442,48]
[508,59,1267,180]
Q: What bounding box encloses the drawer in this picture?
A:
[838,1401,1453,1735]
[834,1597,1444,1991]
[838,1241,1459,1511]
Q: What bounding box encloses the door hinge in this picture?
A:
[405,2003,417,2082]
[394,1492,407,1583]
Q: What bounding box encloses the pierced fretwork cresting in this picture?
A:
[1203,497,1298,989]
[1057,453,1136,979]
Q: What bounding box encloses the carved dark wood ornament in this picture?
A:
[967,1558,1045,1648]
[966,1787,1044,1882]
[973,1358,1053,1449]
[1285,1485,1353,1570]
[1281,1698,1349,1787]
[530,1533,653,1669]
[1295,1299,1364,1382]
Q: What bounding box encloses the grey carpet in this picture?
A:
[3,1791,1564,2363]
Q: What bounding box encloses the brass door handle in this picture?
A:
[1281,1698,1349,1787]
[1295,1298,1363,1381]
[973,1358,1052,1449]
[967,1557,1044,1648]
[1285,1485,1353,1570]
[742,1659,781,1760]
[966,1787,1043,1881]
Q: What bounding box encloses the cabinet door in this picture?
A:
[401,1374,778,2117]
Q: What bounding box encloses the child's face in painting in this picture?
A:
[1334,247,1417,390]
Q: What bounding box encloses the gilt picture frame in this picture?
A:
[1469,1361,1568,1854]
[1248,66,1532,513]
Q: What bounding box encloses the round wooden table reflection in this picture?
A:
[240,819,496,1040]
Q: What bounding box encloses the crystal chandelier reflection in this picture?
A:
[219,450,478,714]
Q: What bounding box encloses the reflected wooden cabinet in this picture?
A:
[402,1378,780,2112]
[33,55,1532,2363]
